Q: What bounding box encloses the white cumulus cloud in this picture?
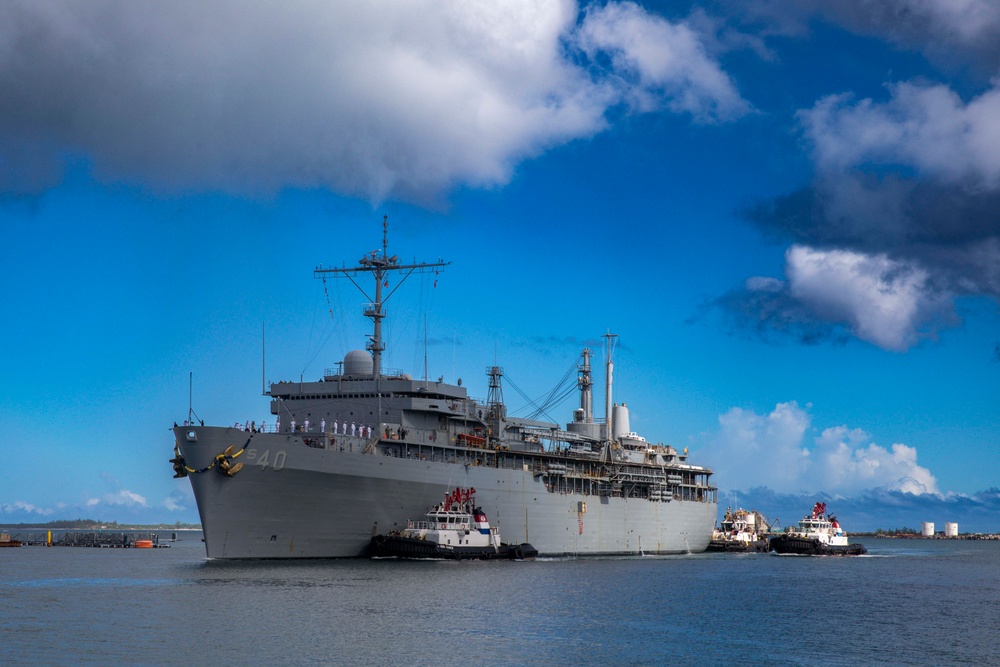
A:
[0,0,747,200]
[813,426,939,495]
[705,402,939,496]
[710,401,811,491]
[800,83,1000,188]
[575,2,748,121]
[1,500,54,516]
[86,489,149,509]
[785,244,954,351]
[163,487,193,513]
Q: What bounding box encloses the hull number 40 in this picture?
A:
[245,449,286,471]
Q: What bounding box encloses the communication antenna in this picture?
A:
[423,315,429,382]
[313,215,449,378]
[188,372,202,426]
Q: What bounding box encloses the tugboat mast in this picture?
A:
[314,215,449,378]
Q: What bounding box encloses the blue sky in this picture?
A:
[2,1,999,531]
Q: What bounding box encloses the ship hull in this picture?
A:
[768,534,867,556]
[175,426,716,559]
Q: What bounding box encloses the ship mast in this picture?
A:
[314,215,449,378]
[486,364,506,421]
[485,363,507,443]
[579,348,593,422]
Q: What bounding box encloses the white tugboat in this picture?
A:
[769,502,867,556]
[706,507,770,553]
[370,487,537,560]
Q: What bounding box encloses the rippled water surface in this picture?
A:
[2,535,997,666]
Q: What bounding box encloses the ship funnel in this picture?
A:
[612,403,630,439]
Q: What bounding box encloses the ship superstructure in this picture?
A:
[171,217,717,558]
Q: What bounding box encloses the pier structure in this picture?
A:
[0,531,168,548]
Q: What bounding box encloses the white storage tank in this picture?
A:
[921,522,935,537]
[945,522,958,537]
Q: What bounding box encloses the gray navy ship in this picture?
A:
[171,218,718,558]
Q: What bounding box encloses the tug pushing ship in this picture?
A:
[370,487,537,560]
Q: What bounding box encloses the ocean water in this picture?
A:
[1,535,997,666]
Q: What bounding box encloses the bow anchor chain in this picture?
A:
[169,436,252,478]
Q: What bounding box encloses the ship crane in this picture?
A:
[313,215,449,378]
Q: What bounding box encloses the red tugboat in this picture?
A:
[769,502,867,556]
[371,487,537,560]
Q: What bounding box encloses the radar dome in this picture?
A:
[344,350,373,376]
